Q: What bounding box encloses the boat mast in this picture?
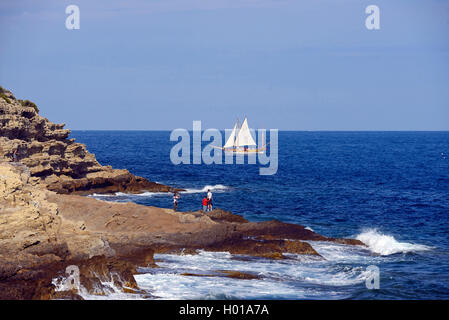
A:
[235,118,239,149]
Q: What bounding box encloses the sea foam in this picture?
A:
[134,249,371,299]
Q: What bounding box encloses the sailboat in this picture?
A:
[216,117,267,154]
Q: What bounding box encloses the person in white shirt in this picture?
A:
[173,192,180,211]
[206,189,213,212]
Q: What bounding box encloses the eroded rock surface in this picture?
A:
[0,87,174,195]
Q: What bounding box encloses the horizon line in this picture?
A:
[69,129,449,132]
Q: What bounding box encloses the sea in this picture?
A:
[68,131,449,300]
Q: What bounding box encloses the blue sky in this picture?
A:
[0,0,448,130]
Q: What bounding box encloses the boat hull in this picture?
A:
[212,146,267,154]
[224,149,266,154]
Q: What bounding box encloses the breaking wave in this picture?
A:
[182,185,230,194]
[52,273,144,300]
[356,229,431,256]
[87,191,169,202]
[88,185,231,199]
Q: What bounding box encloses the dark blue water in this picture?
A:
[72,131,449,299]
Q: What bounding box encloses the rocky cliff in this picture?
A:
[0,86,173,195]
[0,162,117,299]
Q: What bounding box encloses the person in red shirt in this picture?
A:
[202,196,208,212]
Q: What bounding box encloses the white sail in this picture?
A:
[223,123,238,148]
[236,118,257,147]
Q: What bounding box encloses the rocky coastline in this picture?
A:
[0,86,365,299]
